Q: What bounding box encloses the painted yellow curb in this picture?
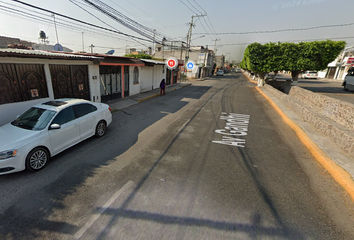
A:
[137,93,160,102]
[244,73,354,201]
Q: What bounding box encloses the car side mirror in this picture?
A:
[49,123,61,130]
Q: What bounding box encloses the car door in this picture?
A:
[73,103,98,140]
[48,106,80,155]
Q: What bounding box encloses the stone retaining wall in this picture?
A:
[263,84,354,155]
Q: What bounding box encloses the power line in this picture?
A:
[186,0,200,14]
[178,0,198,15]
[82,0,166,41]
[10,0,154,43]
[192,0,206,14]
[69,0,149,47]
[0,4,132,44]
[195,22,354,35]
[220,36,354,47]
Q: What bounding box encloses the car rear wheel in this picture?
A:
[95,120,106,138]
[25,147,49,172]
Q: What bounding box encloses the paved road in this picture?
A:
[1,73,354,239]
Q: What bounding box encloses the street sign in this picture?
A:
[166,57,178,69]
[187,61,195,70]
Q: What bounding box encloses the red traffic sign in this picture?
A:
[166,57,178,69]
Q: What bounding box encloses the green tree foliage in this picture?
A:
[240,40,345,82]
[124,53,152,59]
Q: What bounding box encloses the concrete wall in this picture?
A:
[129,66,140,96]
[153,65,166,89]
[140,66,153,92]
[264,84,354,155]
[139,65,166,93]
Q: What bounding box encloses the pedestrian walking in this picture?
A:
[160,79,166,96]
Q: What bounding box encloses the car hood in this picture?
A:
[0,123,42,151]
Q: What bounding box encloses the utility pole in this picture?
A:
[200,45,208,79]
[152,29,156,55]
[213,39,220,55]
[52,14,59,44]
[185,14,206,64]
[82,32,85,52]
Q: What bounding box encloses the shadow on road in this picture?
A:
[0,85,212,239]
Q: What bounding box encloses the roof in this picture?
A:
[70,52,145,66]
[0,48,103,60]
[99,56,144,66]
[140,59,165,66]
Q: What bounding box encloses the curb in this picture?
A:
[243,73,354,201]
[137,93,160,103]
[137,83,192,103]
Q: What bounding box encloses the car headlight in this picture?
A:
[0,150,18,160]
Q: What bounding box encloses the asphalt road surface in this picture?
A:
[1,73,354,240]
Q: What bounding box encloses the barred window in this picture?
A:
[133,66,139,84]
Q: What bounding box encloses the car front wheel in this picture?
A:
[25,147,49,172]
[95,121,107,138]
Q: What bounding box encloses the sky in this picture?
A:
[0,0,353,62]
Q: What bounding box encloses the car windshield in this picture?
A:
[11,107,56,131]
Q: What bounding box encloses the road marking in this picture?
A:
[74,180,134,239]
[212,113,250,147]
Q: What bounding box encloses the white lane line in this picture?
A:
[177,119,191,133]
[74,180,134,239]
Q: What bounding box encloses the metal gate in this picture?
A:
[166,69,172,85]
[124,66,130,97]
[100,65,122,102]
[0,64,48,105]
[50,65,90,100]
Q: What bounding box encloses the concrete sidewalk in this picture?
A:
[106,80,201,112]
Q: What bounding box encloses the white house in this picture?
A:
[0,48,102,126]
[0,49,174,126]
[140,59,166,92]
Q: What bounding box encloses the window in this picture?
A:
[133,66,139,84]
[348,67,354,77]
[11,107,56,130]
[51,107,75,126]
[73,103,96,118]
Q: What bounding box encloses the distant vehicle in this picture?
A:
[216,70,224,76]
[343,67,354,91]
[301,71,318,79]
[0,99,112,175]
[235,69,242,73]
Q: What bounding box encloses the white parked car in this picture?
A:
[301,71,318,79]
[343,67,354,91]
[0,99,112,175]
[216,70,224,76]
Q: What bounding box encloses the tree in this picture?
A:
[241,40,345,85]
[279,42,302,82]
[242,42,282,86]
[124,53,152,59]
